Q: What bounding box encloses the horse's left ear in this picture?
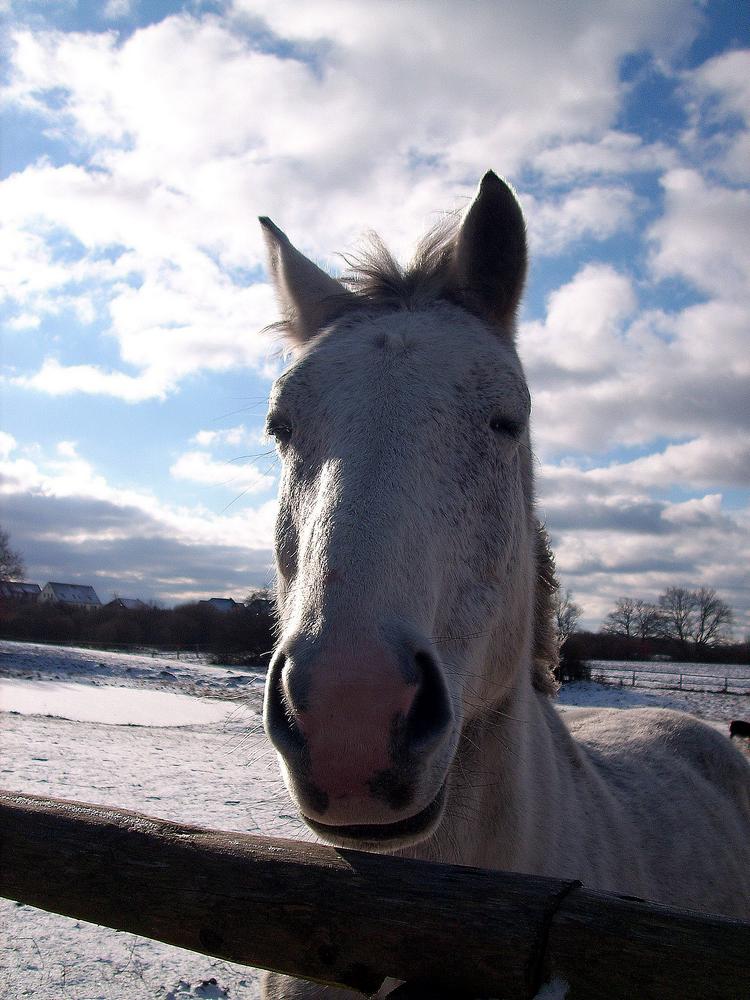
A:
[448,171,527,334]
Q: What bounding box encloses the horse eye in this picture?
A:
[489,414,522,437]
[267,418,293,446]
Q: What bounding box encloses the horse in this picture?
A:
[257,172,750,998]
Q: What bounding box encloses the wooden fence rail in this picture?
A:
[1,790,748,999]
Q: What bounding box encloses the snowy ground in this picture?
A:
[0,642,306,1000]
[1,641,748,999]
[557,677,749,732]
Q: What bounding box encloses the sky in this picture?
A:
[0,0,748,631]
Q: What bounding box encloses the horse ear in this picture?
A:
[448,171,527,334]
[259,217,353,344]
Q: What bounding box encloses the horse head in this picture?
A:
[261,173,545,849]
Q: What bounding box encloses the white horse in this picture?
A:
[258,173,750,998]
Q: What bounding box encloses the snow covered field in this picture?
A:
[1,640,747,999]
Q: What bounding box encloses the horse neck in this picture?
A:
[404,652,569,874]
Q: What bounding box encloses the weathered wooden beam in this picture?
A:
[1,790,748,998]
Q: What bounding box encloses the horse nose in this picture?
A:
[264,637,453,818]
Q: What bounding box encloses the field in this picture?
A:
[1,640,747,999]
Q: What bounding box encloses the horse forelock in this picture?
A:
[264,218,461,343]
[338,216,459,312]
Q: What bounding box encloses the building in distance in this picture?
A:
[199,597,242,613]
[106,597,147,610]
[40,582,102,609]
[0,581,42,603]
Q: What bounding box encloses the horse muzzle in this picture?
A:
[263,630,455,844]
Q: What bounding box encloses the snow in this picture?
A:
[558,676,748,731]
[0,678,255,727]
[0,642,302,1000]
[1,640,747,999]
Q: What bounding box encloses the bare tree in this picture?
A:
[0,527,25,581]
[603,598,637,638]
[632,599,661,642]
[658,586,734,653]
[553,588,582,652]
[692,587,734,650]
[603,597,661,643]
[658,587,696,650]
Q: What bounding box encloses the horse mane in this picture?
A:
[532,521,560,696]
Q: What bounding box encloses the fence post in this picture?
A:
[632,671,636,687]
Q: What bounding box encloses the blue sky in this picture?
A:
[1,0,748,630]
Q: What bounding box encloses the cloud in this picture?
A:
[536,433,750,630]
[648,169,750,300]
[521,264,636,379]
[681,48,750,183]
[2,487,275,603]
[0,431,17,458]
[531,131,677,181]
[102,0,132,19]
[524,186,639,254]
[0,436,277,602]
[190,423,268,449]
[170,449,275,493]
[595,434,750,491]
[539,482,749,629]
[14,358,172,402]
[521,268,750,457]
[0,2,702,398]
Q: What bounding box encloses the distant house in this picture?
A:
[199,597,241,613]
[0,581,41,603]
[41,582,102,609]
[106,597,147,610]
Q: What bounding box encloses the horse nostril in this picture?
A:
[406,650,453,748]
[265,651,305,754]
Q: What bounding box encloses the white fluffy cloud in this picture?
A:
[531,131,677,181]
[681,48,750,183]
[537,457,750,629]
[521,266,750,458]
[1,2,700,399]
[525,186,640,254]
[170,449,275,493]
[648,169,750,299]
[521,264,637,378]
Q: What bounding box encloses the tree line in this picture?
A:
[1,526,746,671]
[0,593,277,666]
[557,586,747,673]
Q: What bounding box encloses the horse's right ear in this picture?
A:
[448,171,527,335]
[259,217,354,345]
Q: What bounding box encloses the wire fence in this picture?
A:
[588,664,750,696]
